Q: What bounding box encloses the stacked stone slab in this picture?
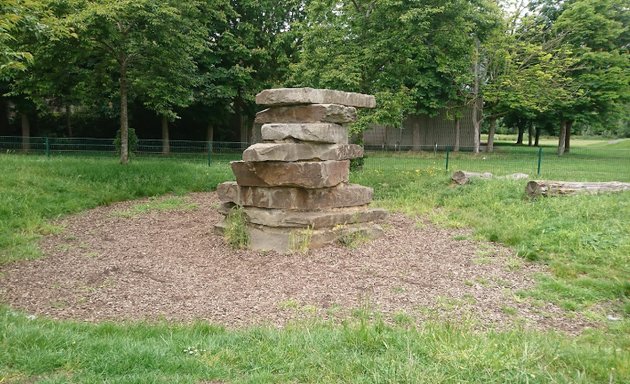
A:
[216,88,386,252]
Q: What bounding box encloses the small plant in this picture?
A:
[224,206,249,249]
[337,228,369,249]
[113,127,138,155]
[289,226,313,252]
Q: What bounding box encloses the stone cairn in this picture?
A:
[216,87,387,252]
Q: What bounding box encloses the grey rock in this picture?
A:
[243,143,363,162]
[256,88,376,109]
[216,182,373,210]
[261,123,348,144]
[231,160,349,189]
[218,203,387,229]
[255,104,357,124]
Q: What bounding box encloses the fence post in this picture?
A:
[207,141,213,166]
[445,146,450,172]
[45,137,50,158]
[537,147,542,177]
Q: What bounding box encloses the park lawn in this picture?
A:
[1,151,629,383]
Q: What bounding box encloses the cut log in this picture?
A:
[526,181,630,197]
[452,171,493,185]
[452,171,530,185]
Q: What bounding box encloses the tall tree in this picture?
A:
[291,0,501,144]
[69,0,211,163]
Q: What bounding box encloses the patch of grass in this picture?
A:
[289,226,313,253]
[352,164,630,315]
[3,307,628,383]
[113,196,198,218]
[0,155,233,265]
[1,147,630,382]
[223,206,249,249]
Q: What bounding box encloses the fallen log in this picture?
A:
[526,180,630,197]
[452,171,529,185]
[451,171,493,185]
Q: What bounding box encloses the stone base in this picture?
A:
[218,203,387,229]
[215,221,384,253]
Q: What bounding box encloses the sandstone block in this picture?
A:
[243,143,363,162]
[256,88,376,109]
[255,104,357,124]
[261,123,348,144]
[215,221,384,252]
[219,204,387,229]
[231,160,349,188]
[216,182,373,210]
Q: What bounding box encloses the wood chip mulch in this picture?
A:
[0,192,594,334]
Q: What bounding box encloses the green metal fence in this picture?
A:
[1,136,628,182]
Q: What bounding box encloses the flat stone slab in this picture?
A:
[231,160,349,188]
[219,204,387,229]
[243,143,363,162]
[255,104,357,124]
[256,88,376,109]
[215,221,384,252]
[217,182,373,210]
[261,123,348,144]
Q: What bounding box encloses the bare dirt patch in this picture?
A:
[0,192,593,333]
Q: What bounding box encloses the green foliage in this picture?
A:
[224,205,249,249]
[113,127,137,155]
[290,0,502,128]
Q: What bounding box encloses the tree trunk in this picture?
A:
[454,118,461,152]
[565,120,572,153]
[534,126,541,147]
[527,125,533,146]
[526,181,630,197]
[65,104,73,137]
[486,117,496,153]
[21,113,30,152]
[558,120,567,156]
[119,60,129,164]
[472,38,481,154]
[161,115,170,155]
[206,123,214,142]
[516,126,525,144]
[0,98,9,135]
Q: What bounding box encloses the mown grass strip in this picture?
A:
[1,308,628,383]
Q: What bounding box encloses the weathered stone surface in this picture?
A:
[215,221,384,252]
[231,160,349,188]
[219,204,387,229]
[216,182,373,210]
[243,143,363,162]
[256,88,377,109]
[255,104,357,124]
[261,123,348,144]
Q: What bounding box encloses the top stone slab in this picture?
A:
[256,88,376,109]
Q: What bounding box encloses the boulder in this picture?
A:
[219,203,387,229]
[255,104,357,124]
[216,182,373,210]
[231,160,349,188]
[243,143,363,162]
[261,123,348,144]
[256,88,377,109]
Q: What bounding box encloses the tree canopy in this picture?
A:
[1,0,628,157]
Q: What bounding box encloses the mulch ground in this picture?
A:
[0,192,594,333]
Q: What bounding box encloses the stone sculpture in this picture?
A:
[216,87,386,252]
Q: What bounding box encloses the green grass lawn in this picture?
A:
[1,141,630,383]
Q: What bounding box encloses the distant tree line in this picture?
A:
[1,0,628,162]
